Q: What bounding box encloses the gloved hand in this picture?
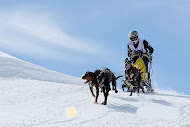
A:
[149,54,153,61]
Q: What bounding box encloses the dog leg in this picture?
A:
[114,83,118,93]
[129,84,134,96]
[102,91,108,105]
[141,87,145,93]
[137,79,141,96]
[102,86,108,105]
[130,91,133,96]
[94,87,99,104]
[137,85,140,94]
[102,102,107,105]
[112,85,115,90]
[89,87,95,98]
[112,74,118,93]
[137,89,140,96]
[139,77,145,93]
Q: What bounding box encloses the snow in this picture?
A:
[0,51,190,127]
[137,103,179,120]
[0,51,17,59]
[0,51,83,85]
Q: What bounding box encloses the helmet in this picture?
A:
[129,31,139,38]
[129,31,139,44]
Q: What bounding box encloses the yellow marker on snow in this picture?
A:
[66,107,77,118]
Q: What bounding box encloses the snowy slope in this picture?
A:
[0,51,190,127]
[0,51,83,85]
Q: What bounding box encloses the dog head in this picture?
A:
[125,58,133,70]
[82,70,101,83]
[82,71,94,81]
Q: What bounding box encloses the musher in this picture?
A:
[127,30,154,81]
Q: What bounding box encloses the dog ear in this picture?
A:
[88,72,94,76]
[125,58,129,64]
[128,59,132,64]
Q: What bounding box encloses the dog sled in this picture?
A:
[122,50,154,92]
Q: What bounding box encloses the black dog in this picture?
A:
[125,58,145,96]
[97,67,122,105]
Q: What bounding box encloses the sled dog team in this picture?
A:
[82,31,154,105]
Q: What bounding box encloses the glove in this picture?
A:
[149,55,152,61]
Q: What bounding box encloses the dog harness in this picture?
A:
[127,67,140,81]
[127,69,133,80]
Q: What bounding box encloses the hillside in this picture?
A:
[0,51,190,127]
[0,51,83,85]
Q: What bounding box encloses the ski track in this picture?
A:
[0,79,190,127]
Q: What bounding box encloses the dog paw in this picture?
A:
[94,102,98,104]
[115,90,118,93]
[92,94,95,98]
[102,102,107,105]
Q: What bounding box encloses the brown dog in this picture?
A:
[82,70,101,103]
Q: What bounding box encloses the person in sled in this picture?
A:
[127,30,154,90]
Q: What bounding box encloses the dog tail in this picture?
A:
[116,75,123,80]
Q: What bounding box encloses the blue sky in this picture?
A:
[0,0,190,94]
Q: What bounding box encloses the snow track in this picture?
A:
[0,79,190,127]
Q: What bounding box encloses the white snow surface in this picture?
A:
[0,51,83,85]
[0,51,190,127]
